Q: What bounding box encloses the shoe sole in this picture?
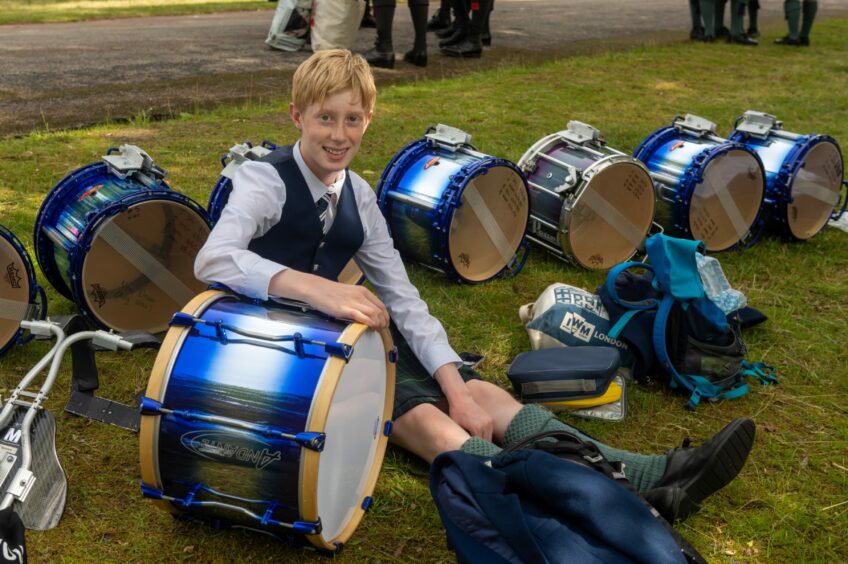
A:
[681,419,756,507]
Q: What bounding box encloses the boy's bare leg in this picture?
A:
[390,403,471,464]
[465,380,522,444]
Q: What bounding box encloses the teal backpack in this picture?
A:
[604,234,776,409]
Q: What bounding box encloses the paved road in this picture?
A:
[0,0,845,136]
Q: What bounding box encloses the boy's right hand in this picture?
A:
[270,269,390,329]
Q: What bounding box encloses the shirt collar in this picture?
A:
[293,141,346,201]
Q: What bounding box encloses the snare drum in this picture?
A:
[377,124,530,283]
[34,145,211,333]
[634,114,765,252]
[518,122,656,269]
[208,141,364,285]
[0,224,46,356]
[139,290,395,551]
[729,111,847,241]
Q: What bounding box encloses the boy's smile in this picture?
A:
[290,89,372,186]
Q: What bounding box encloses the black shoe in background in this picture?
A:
[728,33,758,45]
[364,48,395,69]
[774,35,802,46]
[427,10,451,32]
[361,9,376,28]
[438,27,467,48]
[441,38,482,58]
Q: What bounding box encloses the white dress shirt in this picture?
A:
[195,142,462,376]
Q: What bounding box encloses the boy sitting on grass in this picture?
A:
[194,48,756,523]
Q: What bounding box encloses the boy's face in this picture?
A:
[290,89,373,186]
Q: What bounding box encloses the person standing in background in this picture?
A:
[365,0,430,68]
[775,0,817,45]
[746,0,760,37]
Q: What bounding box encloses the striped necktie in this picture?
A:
[316,191,334,233]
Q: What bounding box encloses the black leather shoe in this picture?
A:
[716,25,730,38]
[701,34,716,43]
[438,27,467,47]
[435,24,457,39]
[728,33,758,46]
[403,49,427,67]
[774,35,801,46]
[690,26,705,41]
[481,31,491,46]
[799,36,810,46]
[644,419,755,522]
[440,38,482,58]
[364,48,395,69]
[747,27,760,38]
[427,12,451,32]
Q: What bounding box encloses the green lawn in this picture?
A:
[1,17,847,562]
[0,0,271,26]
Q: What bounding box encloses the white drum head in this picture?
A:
[448,166,528,282]
[0,236,30,346]
[82,200,210,332]
[690,148,763,251]
[788,140,843,240]
[565,160,655,269]
[315,329,388,544]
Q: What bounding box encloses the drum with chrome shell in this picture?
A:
[0,224,47,356]
[729,111,846,241]
[634,114,766,252]
[518,121,656,270]
[139,290,395,552]
[377,124,530,283]
[34,145,211,333]
[208,141,364,285]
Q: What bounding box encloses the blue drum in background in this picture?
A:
[518,121,656,270]
[377,124,530,283]
[634,114,766,252]
[207,141,364,285]
[0,224,46,356]
[729,111,846,241]
[34,145,211,333]
[139,290,395,551]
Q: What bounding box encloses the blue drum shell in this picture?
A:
[634,125,765,251]
[729,130,845,241]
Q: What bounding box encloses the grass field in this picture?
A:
[0,0,271,25]
[1,16,847,563]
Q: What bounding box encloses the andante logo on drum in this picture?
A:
[180,430,282,470]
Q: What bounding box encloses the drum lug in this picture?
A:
[294,431,326,452]
[361,496,373,511]
[383,420,393,437]
[293,519,322,535]
[139,396,164,415]
[388,347,398,363]
[323,341,353,361]
[139,481,164,500]
[169,312,197,327]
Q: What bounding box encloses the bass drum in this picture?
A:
[518,122,656,270]
[0,224,46,356]
[729,111,846,241]
[139,290,395,551]
[377,124,530,283]
[634,114,765,252]
[208,141,364,285]
[34,145,211,332]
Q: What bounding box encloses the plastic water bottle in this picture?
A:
[696,253,747,314]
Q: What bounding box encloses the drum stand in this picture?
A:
[0,318,147,530]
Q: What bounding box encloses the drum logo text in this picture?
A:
[180,431,283,470]
[560,312,595,343]
[89,284,106,308]
[4,263,22,289]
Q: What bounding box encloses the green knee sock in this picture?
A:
[461,436,502,457]
[503,404,667,492]
[785,0,801,38]
[800,0,817,39]
[700,0,716,36]
[730,0,746,36]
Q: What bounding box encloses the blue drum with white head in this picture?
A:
[518,121,656,270]
[729,111,847,241]
[208,141,364,285]
[377,124,530,283]
[0,224,46,356]
[34,145,212,332]
[634,114,766,252]
[139,290,395,551]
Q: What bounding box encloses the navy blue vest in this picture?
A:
[248,145,364,281]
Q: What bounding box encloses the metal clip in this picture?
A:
[562,120,602,146]
[675,114,718,136]
[7,469,36,502]
[425,124,473,148]
[735,110,781,139]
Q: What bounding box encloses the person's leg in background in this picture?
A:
[440,0,491,58]
[775,0,802,45]
[746,0,760,37]
[364,0,396,68]
[405,0,430,66]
